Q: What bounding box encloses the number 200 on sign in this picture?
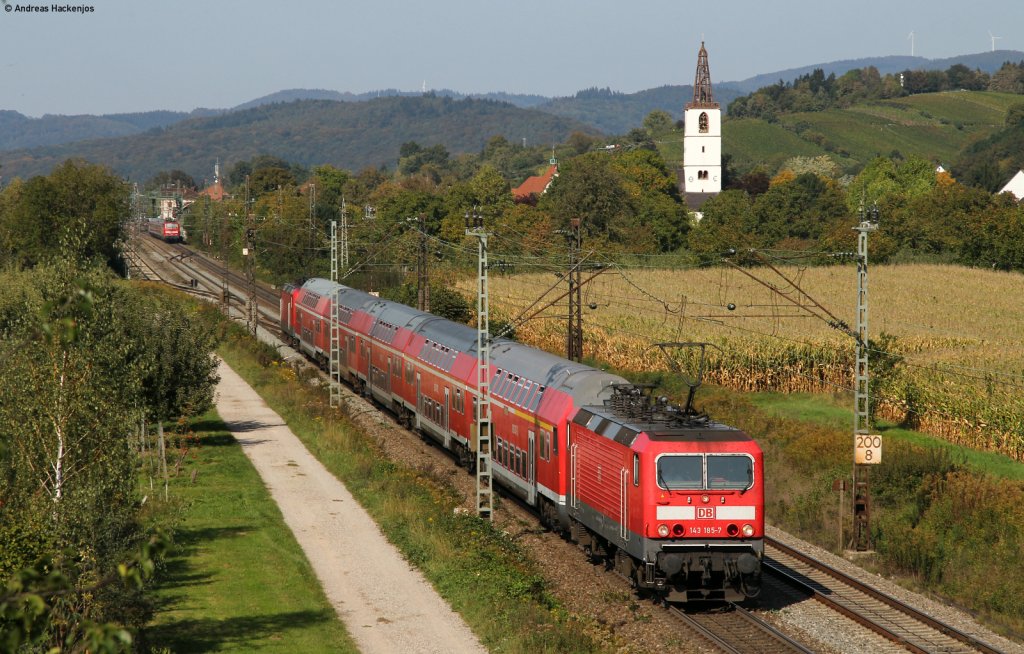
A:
[855,434,882,464]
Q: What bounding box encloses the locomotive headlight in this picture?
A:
[657,524,670,538]
[742,524,755,537]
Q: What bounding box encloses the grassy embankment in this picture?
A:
[470,263,1024,636]
[144,412,357,653]
[205,327,615,654]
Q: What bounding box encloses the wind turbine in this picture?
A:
[989,31,1002,52]
[908,31,915,56]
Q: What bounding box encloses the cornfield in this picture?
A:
[468,263,1024,461]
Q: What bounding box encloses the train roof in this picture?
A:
[299,278,627,402]
[489,341,626,404]
[572,385,749,447]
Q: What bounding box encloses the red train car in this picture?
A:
[147,217,181,243]
[281,278,763,602]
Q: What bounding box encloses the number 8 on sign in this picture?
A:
[855,434,882,464]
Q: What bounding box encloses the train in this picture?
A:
[147,217,182,243]
[280,277,764,603]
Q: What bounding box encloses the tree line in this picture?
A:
[727,61,1024,121]
[0,161,221,651]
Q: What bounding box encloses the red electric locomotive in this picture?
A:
[147,217,182,243]
[281,278,763,603]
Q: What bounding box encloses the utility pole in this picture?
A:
[244,176,258,337]
[851,203,879,551]
[567,218,583,362]
[415,213,430,312]
[466,206,493,521]
[308,183,316,278]
[340,197,349,271]
[221,207,230,312]
[330,219,342,409]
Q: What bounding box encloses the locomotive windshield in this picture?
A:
[656,455,703,490]
[656,454,754,491]
[707,455,754,490]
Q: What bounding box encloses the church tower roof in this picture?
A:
[686,41,719,110]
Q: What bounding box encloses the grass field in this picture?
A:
[472,263,1024,459]
[144,413,357,653]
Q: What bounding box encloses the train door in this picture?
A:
[443,387,450,432]
[569,424,579,509]
[619,468,629,541]
[528,430,536,484]
[415,372,422,413]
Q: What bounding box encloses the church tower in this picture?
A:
[683,42,721,197]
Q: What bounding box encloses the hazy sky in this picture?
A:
[1,0,1021,117]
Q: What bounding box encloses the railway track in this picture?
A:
[669,603,815,654]
[132,235,280,328]
[765,537,1006,654]
[128,237,1016,654]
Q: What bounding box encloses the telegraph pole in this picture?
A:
[567,218,583,362]
[851,203,880,551]
[330,219,342,409]
[466,206,493,521]
[244,176,258,337]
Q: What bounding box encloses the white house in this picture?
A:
[998,170,1024,200]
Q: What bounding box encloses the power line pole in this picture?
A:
[340,197,349,271]
[852,203,879,551]
[221,207,230,312]
[567,217,583,362]
[308,183,316,278]
[244,176,258,338]
[466,206,493,521]
[330,219,342,409]
[415,213,430,312]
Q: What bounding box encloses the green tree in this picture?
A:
[0,160,128,269]
[642,110,673,136]
[540,152,633,244]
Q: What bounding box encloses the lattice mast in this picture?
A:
[466,207,494,520]
[330,219,342,408]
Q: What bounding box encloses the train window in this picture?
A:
[656,455,703,490]
[515,448,523,476]
[552,426,558,455]
[633,454,639,487]
[539,430,550,461]
[454,389,463,413]
[517,382,533,406]
[707,455,754,491]
[405,361,414,383]
[529,386,544,411]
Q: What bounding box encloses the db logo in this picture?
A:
[696,507,715,520]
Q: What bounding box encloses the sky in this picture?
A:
[1,0,1022,117]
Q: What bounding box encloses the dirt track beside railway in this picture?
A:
[214,358,487,654]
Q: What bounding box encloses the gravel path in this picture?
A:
[215,358,487,654]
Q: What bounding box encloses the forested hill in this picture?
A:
[0,108,221,151]
[0,96,598,183]
[729,50,1024,94]
[536,85,744,135]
